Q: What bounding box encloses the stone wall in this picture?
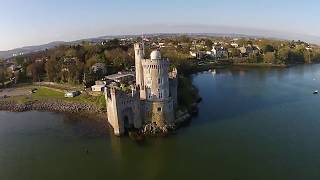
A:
[142,99,175,126]
[105,86,142,136]
[0,100,100,113]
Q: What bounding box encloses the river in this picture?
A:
[2,64,320,180]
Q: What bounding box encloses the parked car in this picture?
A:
[64,91,81,98]
[30,88,38,93]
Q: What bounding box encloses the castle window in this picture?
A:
[158,78,161,84]
[157,107,162,112]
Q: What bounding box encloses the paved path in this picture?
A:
[0,87,31,98]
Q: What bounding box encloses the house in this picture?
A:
[91,84,106,92]
[91,80,107,92]
[211,46,228,58]
[190,51,206,59]
[91,63,107,75]
[105,72,135,83]
[190,51,197,57]
[306,46,312,50]
[158,43,165,48]
[230,43,239,48]
[239,45,261,56]
[239,45,253,55]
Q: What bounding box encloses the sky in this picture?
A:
[0,0,320,51]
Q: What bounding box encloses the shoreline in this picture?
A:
[0,100,102,114]
[232,63,288,68]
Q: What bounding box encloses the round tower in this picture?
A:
[142,50,170,101]
[141,50,174,126]
[134,43,146,99]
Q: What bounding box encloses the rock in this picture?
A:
[142,122,176,137]
[0,100,101,114]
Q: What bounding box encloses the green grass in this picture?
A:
[30,87,106,110]
[1,85,107,111]
[2,96,32,104]
[32,87,64,99]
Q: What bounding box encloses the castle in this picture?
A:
[104,43,178,136]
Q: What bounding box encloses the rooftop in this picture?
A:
[105,72,134,81]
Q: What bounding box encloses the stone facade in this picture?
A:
[105,43,178,136]
[105,84,142,136]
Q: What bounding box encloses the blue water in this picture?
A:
[2,64,320,179]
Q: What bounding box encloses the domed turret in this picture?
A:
[150,50,161,60]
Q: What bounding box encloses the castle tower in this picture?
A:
[141,50,174,126]
[134,43,146,99]
[142,50,170,101]
[105,84,142,136]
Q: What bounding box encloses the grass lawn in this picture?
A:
[33,87,64,98]
[31,87,106,110]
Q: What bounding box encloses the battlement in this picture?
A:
[105,83,139,100]
[134,42,143,50]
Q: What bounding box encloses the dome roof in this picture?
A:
[150,50,161,60]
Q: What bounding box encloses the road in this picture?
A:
[0,87,31,98]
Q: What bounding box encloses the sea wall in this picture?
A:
[0,100,101,113]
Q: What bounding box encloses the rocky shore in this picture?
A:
[0,100,101,113]
[138,97,202,138]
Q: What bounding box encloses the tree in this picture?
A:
[15,57,24,65]
[0,67,7,87]
[277,47,290,63]
[46,57,61,82]
[83,71,96,87]
[104,48,133,71]
[204,39,213,50]
[65,48,77,57]
[178,35,191,44]
[27,62,44,82]
[262,44,275,53]
[229,48,240,58]
[264,52,276,64]
[85,55,99,69]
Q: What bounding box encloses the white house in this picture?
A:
[231,43,239,48]
[190,51,197,57]
[91,80,107,92]
[91,84,106,92]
